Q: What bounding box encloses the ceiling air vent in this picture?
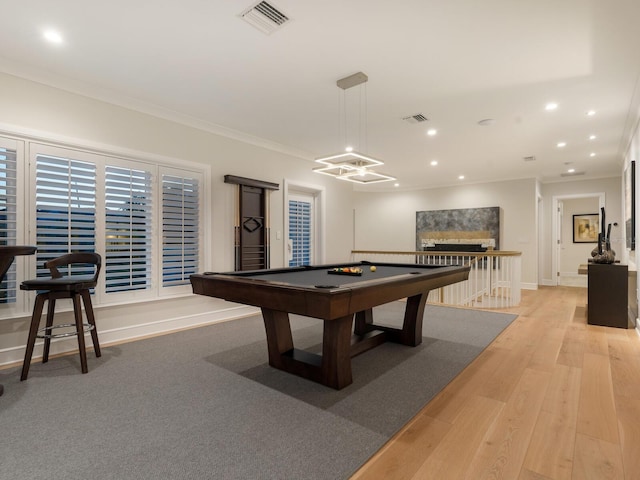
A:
[240,1,290,35]
[403,114,429,124]
[561,171,586,177]
[523,156,536,162]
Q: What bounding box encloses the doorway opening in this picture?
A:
[284,180,325,267]
[552,193,605,287]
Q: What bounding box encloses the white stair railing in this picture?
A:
[350,250,522,308]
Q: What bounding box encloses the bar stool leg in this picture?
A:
[21,294,47,381]
[42,297,56,364]
[81,290,101,357]
[72,294,88,374]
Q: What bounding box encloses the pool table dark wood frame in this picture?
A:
[190,261,470,389]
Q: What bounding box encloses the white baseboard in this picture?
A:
[0,305,258,369]
[521,282,538,290]
[540,279,586,288]
[558,273,588,288]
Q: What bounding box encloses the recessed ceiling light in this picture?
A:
[345,146,353,152]
[545,103,558,111]
[426,129,437,136]
[43,29,63,44]
[557,142,567,148]
[586,110,596,116]
[589,135,597,140]
[561,170,585,177]
[430,160,438,166]
[568,168,576,173]
[394,183,399,187]
[590,152,596,157]
[458,175,465,180]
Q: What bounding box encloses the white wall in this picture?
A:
[560,197,600,269]
[623,111,640,332]
[0,72,355,365]
[353,178,539,288]
[539,177,622,285]
[625,122,640,272]
[0,72,356,269]
[354,176,624,289]
[559,197,600,286]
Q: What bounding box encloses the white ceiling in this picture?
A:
[1,0,640,191]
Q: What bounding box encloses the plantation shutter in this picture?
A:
[35,155,96,277]
[0,146,18,303]
[105,166,152,292]
[162,173,200,286]
[288,197,313,267]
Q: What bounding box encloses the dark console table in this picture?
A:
[587,263,630,328]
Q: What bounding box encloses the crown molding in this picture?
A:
[0,59,314,162]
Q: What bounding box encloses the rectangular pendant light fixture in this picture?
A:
[314,73,395,184]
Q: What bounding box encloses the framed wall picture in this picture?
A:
[573,213,598,243]
[625,160,635,250]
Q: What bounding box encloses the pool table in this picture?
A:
[190,261,470,389]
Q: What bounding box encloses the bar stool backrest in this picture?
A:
[44,253,101,286]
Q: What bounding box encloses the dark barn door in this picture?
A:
[224,175,279,271]
[238,184,267,270]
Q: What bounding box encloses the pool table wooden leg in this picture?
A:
[401,292,427,346]
[321,315,354,389]
[354,308,374,335]
[261,308,294,370]
[353,292,428,347]
[261,308,354,389]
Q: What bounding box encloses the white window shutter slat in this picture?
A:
[288,198,313,267]
[105,165,152,293]
[35,155,96,277]
[0,146,18,303]
[162,174,200,287]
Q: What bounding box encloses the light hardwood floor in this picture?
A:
[351,286,640,480]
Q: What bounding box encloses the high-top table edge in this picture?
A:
[0,245,37,397]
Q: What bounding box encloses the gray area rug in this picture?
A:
[0,303,516,480]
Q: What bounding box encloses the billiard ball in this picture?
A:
[370,266,377,272]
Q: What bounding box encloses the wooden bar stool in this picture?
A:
[20,253,102,380]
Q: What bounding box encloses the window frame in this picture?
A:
[287,194,314,267]
[33,149,99,269]
[0,132,210,319]
[0,136,29,317]
[283,179,325,267]
[103,160,154,297]
[158,166,204,297]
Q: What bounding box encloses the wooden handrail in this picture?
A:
[351,250,522,257]
[351,249,522,308]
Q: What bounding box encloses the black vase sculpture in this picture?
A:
[591,207,615,264]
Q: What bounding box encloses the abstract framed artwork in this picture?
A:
[573,213,598,243]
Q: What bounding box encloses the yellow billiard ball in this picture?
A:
[370,266,377,272]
